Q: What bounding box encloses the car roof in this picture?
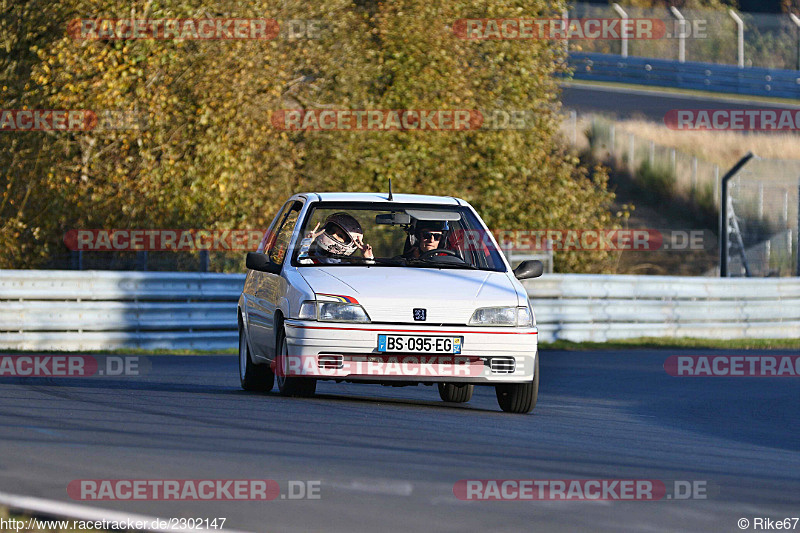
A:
[298,192,462,205]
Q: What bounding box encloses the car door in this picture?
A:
[246,199,303,360]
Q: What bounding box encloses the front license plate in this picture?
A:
[377,335,463,354]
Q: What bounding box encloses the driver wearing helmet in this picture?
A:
[403,220,449,260]
[302,212,373,264]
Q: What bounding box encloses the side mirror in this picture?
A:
[513,260,544,280]
[246,252,282,274]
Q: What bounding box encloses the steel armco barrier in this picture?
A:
[568,52,800,99]
[1,270,798,350]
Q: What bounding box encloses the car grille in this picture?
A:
[318,355,343,369]
[488,356,516,374]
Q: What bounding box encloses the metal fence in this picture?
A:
[568,2,800,70]
[584,115,800,277]
[1,270,797,350]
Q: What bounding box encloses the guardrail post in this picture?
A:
[729,10,745,68]
[613,3,629,58]
[720,152,754,277]
[70,250,83,270]
[790,14,800,71]
[137,251,148,271]
[670,6,686,63]
[200,250,210,272]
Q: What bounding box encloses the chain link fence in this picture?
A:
[583,115,799,277]
[728,160,799,277]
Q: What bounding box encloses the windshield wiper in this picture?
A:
[406,258,479,270]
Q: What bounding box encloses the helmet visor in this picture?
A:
[324,222,353,245]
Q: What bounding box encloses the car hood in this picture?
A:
[297,266,520,324]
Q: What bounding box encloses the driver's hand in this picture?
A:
[306,222,322,239]
[354,236,373,259]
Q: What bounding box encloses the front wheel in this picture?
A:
[438,383,474,403]
[239,324,274,392]
[495,355,538,414]
[275,326,317,397]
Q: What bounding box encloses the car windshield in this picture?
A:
[292,203,507,272]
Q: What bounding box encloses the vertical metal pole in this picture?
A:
[796,179,800,276]
[720,152,754,277]
[719,152,753,278]
[609,123,615,152]
[670,6,686,63]
[200,250,209,272]
[613,3,629,58]
[783,189,789,224]
[628,133,635,168]
[790,14,800,71]
[729,10,744,68]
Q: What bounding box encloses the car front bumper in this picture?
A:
[282,319,537,384]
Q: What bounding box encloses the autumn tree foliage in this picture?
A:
[1,0,621,272]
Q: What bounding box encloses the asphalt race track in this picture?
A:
[1,350,798,533]
[561,82,800,121]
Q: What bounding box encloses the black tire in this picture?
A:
[438,383,474,403]
[275,326,317,397]
[239,323,274,392]
[495,355,539,414]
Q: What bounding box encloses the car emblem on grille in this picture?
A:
[413,308,427,321]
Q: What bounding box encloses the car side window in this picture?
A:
[268,201,302,265]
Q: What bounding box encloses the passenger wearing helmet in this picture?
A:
[303,212,373,264]
[403,220,449,260]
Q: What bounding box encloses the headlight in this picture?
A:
[469,306,532,327]
[298,300,371,323]
[319,302,371,322]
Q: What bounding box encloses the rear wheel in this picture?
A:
[276,326,317,397]
[495,355,538,414]
[239,323,274,392]
[438,383,474,403]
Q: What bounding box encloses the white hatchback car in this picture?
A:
[238,192,543,413]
